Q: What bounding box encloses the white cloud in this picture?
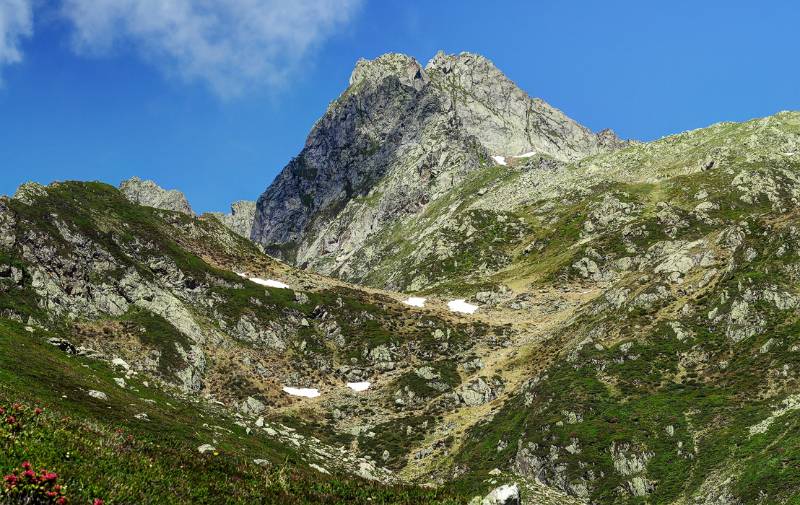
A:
[61,0,363,97]
[0,0,33,81]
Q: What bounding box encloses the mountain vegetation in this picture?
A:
[2,52,799,504]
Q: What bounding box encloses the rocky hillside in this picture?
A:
[0,180,559,503]
[251,51,623,276]
[415,113,800,504]
[248,94,800,504]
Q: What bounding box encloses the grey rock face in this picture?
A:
[119,176,194,215]
[252,51,621,275]
[209,200,256,238]
[239,396,266,416]
[350,53,429,91]
[253,52,480,267]
[425,51,610,160]
[12,182,48,205]
[0,198,16,250]
[457,377,501,406]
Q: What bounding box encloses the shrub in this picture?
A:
[2,461,68,504]
[0,403,42,445]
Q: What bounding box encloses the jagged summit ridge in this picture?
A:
[349,53,429,91]
[342,50,621,160]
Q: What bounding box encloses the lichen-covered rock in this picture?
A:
[0,198,16,250]
[239,396,266,416]
[208,200,256,238]
[425,51,614,160]
[610,442,655,497]
[457,377,501,406]
[12,182,48,205]
[119,176,194,215]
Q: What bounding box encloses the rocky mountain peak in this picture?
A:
[252,50,627,279]
[348,53,429,91]
[119,176,194,215]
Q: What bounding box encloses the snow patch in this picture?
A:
[491,155,507,166]
[347,382,371,392]
[448,299,478,314]
[514,151,537,158]
[487,483,519,503]
[250,278,290,289]
[403,297,426,307]
[282,386,320,398]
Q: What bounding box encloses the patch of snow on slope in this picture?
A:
[347,382,370,392]
[403,297,426,307]
[448,299,478,314]
[491,155,507,166]
[282,387,320,398]
[514,151,537,158]
[485,483,519,503]
[251,278,290,289]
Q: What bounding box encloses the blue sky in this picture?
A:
[1,1,798,213]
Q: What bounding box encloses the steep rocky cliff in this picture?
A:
[251,52,622,279]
